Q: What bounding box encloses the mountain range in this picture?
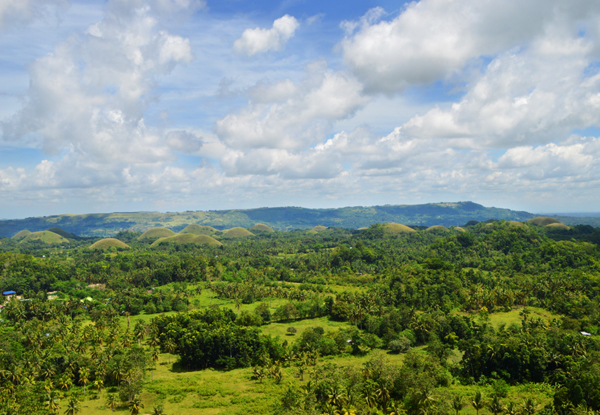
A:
[1,201,598,238]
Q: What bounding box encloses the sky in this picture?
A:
[1,0,600,219]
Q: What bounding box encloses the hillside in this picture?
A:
[0,201,596,237]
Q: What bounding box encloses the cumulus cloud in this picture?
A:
[341,0,600,93]
[233,15,299,56]
[399,34,600,147]
[0,0,68,30]
[216,61,369,150]
[2,0,193,166]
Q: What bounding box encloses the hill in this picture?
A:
[426,225,449,232]
[179,224,217,235]
[222,227,254,238]
[139,228,176,239]
[528,217,562,226]
[151,234,222,247]
[19,231,69,244]
[89,238,131,250]
[383,223,416,234]
[11,230,31,240]
[47,227,79,239]
[1,201,598,237]
[250,223,275,233]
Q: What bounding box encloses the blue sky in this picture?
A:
[1,0,600,219]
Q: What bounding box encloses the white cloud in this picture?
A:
[0,0,68,30]
[399,37,600,147]
[216,61,369,150]
[341,0,600,93]
[233,15,299,56]
[2,0,194,166]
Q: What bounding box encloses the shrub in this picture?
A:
[388,336,411,353]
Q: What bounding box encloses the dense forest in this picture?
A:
[1,218,600,414]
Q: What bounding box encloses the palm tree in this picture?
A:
[78,367,90,393]
[105,393,118,412]
[64,396,80,415]
[165,340,176,364]
[93,379,104,396]
[505,401,518,415]
[522,398,538,415]
[488,396,504,415]
[58,374,73,391]
[452,395,464,415]
[44,391,60,415]
[471,391,485,415]
[151,348,160,364]
[129,395,144,415]
[152,405,166,415]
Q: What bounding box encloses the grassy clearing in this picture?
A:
[487,307,561,328]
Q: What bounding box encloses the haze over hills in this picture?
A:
[0,201,598,238]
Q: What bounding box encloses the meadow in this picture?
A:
[0,218,599,415]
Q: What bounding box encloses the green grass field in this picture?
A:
[67,284,561,415]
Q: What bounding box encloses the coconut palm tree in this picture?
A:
[471,391,485,415]
[64,396,80,415]
[44,391,60,415]
[522,398,538,415]
[505,401,518,415]
[129,395,144,415]
[105,393,118,412]
[451,395,464,415]
[488,396,504,415]
[152,405,166,415]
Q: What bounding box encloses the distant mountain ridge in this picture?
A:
[0,201,595,238]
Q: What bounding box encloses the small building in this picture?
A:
[581,331,592,336]
[2,291,16,302]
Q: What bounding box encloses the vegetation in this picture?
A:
[179,224,217,235]
[139,228,176,240]
[89,238,131,250]
[0,202,550,237]
[150,233,222,247]
[1,217,600,413]
[19,230,69,244]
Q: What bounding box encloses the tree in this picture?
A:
[64,396,80,415]
[44,391,60,415]
[452,395,464,415]
[471,391,485,415]
[488,396,504,415]
[522,398,538,415]
[129,395,144,415]
[106,393,118,412]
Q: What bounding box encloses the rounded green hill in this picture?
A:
[222,227,254,238]
[89,238,131,250]
[426,225,449,232]
[12,230,32,240]
[453,227,466,232]
[47,227,77,239]
[139,228,176,239]
[19,231,69,244]
[251,223,275,233]
[528,217,561,226]
[151,234,223,247]
[311,225,328,232]
[508,221,526,227]
[383,223,416,234]
[179,224,218,235]
[546,222,570,230]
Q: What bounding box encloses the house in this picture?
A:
[2,291,16,302]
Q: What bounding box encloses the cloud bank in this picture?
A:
[2,0,600,216]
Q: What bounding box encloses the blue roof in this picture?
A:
[3,291,16,295]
